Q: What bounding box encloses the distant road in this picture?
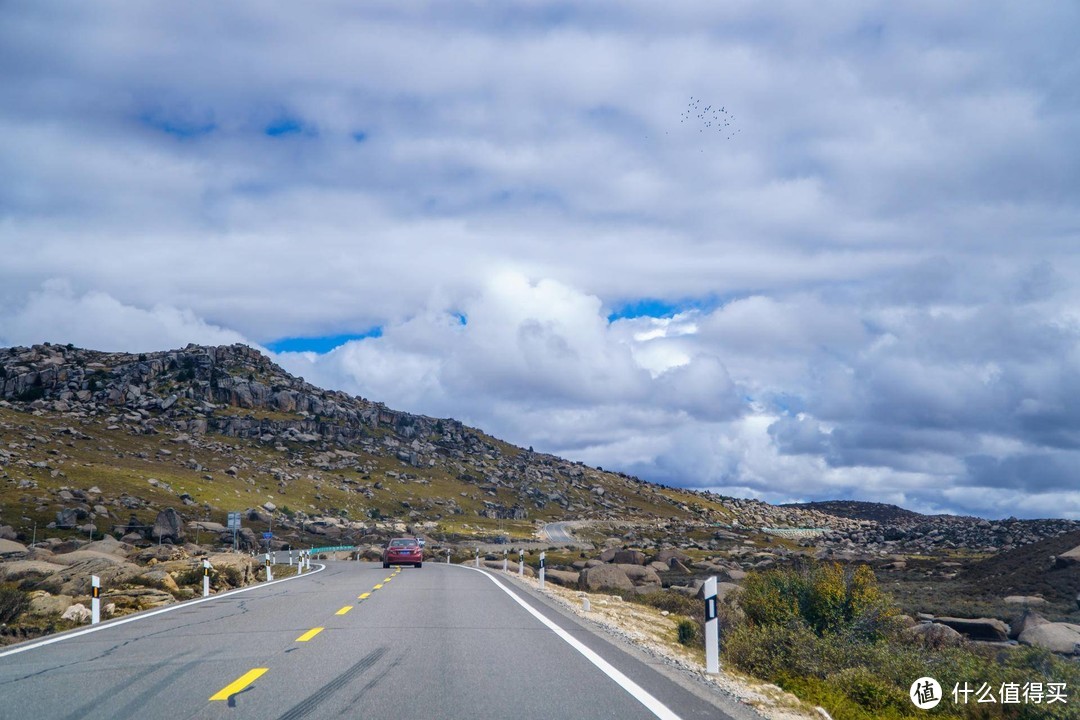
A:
[0,562,738,719]
[542,521,593,548]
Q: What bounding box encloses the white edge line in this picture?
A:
[459,564,682,720]
[0,563,327,659]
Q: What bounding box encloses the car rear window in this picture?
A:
[389,539,416,547]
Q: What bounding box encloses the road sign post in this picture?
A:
[202,559,211,597]
[538,551,546,590]
[704,576,719,673]
[91,575,100,624]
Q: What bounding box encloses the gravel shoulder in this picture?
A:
[493,567,823,720]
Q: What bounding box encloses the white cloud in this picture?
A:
[2,2,1080,517]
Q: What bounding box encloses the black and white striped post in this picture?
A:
[474,547,480,568]
[518,549,524,576]
[91,575,101,625]
[503,548,508,572]
[538,551,546,590]
[202,559,211,597]
[265,555,273,582]
[445,548,450,564]
[289,549,293,566]
[704,576,719,673]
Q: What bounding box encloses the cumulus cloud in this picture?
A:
[2,2,1079,517]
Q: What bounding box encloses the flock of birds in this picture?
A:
[680,96,739,139]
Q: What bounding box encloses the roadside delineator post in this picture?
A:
[475,547,480,568]
[538,551,546,590]
[202,559,211,597]
[265,555,273,582]
[289,550,293,566]
[445,549,450,564]
[582,594,591,612]
[704,576,719,674]
[503,548,508,572]
[518,549,524,576]
[91,575,101,625]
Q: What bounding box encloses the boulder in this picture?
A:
[668,559,692,574]
[1003,595,1046,606]
[0,559,65,582]
[647,561,669,573]
[598,548,618,563]
[0,525,17,541]
[137,569,180,593]
[1018,623,1080,655]
[612,549,646,565]
[653,548,690,565]
[1055,545,1080,568]
[1010,609,1049,640]
[61,603,92,623]
[27,591,75,617]
[0,538,28,558]
[545,569,580,588]
[934,616,1010,642]
[696,581,740,602]
[83,536,133,558]
[152,508,185,544]
[905,622,964,648]
[579,564,633,593]
[188,521,227,533]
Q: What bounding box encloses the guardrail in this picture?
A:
[308,545,357,553]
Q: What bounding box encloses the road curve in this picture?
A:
[0,561,744,720]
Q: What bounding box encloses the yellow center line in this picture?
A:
[384,577,392,582]
[373,584,383,590]
[358,592,371,600]
[210,668,268,701]
[335,605,353,615]
[296,627,324,642]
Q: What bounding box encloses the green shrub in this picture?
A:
[0,583,30,624]
[677,618,698,646]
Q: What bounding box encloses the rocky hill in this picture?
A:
[0,342,1077,556]
[783,500,929,523]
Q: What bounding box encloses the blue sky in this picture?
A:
[2,1,1080,519]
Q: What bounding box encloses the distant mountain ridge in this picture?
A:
[783,500,936,524]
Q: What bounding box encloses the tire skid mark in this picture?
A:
[275,647,388,720]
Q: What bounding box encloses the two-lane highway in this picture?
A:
[0,562,744,719]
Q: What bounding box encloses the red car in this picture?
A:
[382,538,423,568]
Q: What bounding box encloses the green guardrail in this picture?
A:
[308,545,357,553]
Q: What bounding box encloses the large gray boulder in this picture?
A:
[61,603,92,623]
[0,538,28,558]
[653,548,690,565]
[1018,623,1080,655]
[934,616,1010,642]
[1010,609,1049,640]
[612,549,646,565]
[152,508,185,544]
[579,564,633,592]
[544,569,580,588]
[906,622,964,648]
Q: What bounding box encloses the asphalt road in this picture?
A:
[0,562,740,720]
[542,521,591,547]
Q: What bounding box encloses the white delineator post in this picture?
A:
[704,576,719,674]
[91,575,101,625]
[518,549,524,576]
[265,555,273,582]
[503,548,508,572]
[202,559,211,597]
[289,550,293,566]
[538,551,546,590]
[475,548,479,568]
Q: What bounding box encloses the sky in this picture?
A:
[2,1,1079,519]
